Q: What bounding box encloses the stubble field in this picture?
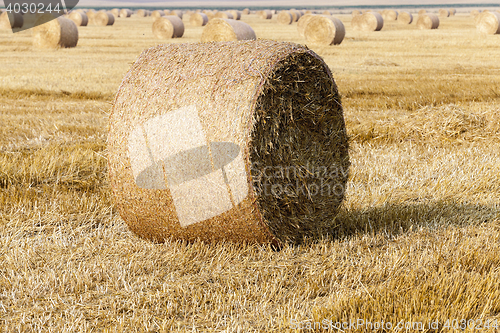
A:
[1,10,500,332]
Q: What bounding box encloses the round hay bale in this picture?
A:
[417,13,440,29]
[476,11,500,34]
[201,18,256,42]
[398,11,413,24]
[152,10,165,19]
[258,10,273,19]
[449,8,457,16]
[0,11,23,29]
[111,8,120,17]
[137,9,148,17]
[215,11,234,19]
[204,10,216,20]
[382,9,398,21]
[304,15,345,45]
[323,10,332,15]
[152,16,184,39]
[229,10,241,20]
[352,10,361,17]
[439,9,450,17]
[277,11,293,25]
[352,12,383,31]
[290,9,302,22]
[470,9,481,18]
[119,9,133,18]
[32,15,78,49]
[108,40,349,245]
[190,12,208,26]
[94,11,115,26]
[297,13,314,37]
[68,11,88,26]
[242,8,250,15]
[171,10,183,19]
[163,9,171,15]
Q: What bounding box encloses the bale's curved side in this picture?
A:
[242,8,250,15]
[33,15,78,49]
[229,10,241,20]
[68,11,88,26]
[449,8,457,16]
[382,10,398,21]
[354,12,383,31]
[297,14,314,36]
[290,9,302,22]
[119,9,133,18]
[190,13,208,26]
[418,9,427,15]
[417,13,440,29]
[215,11,233,19]
[152,10,165,18]
[111,8,119,17]
[470,9,481,18]
[352,10,361,17]
[201,18,256,42]
[0,11,24,29]
[304,15,345,45]
[152,16,184,39]
[398,11,413,24]
[439,9,450,17]
[108,40,349,245]
[476,11,500,34]
[277,11,293,25]
[258,10,273,19]
[94,12,115,26]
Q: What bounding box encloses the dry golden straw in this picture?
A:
[304,15,345,45]
[449,8,457,16]
[418,9,427,15]
[297,13,314,36]
[0,11,23,29]
[229,10,241,20]
[382,9,398,21]
[32,15,78,49]
[258,10,273,19]
[94,11,115,26]
[215,11,234,19]
[352,12,384,31]
[242,8,250,15]
[277,11,293,25]
[68,11,88,26]
[290,9,302,22]
[470,9,481,18]
[151,10,165,19]
[119,9,133,18]
[352,10,361,17]
[136,9,149,17]
[110,8,119,17]
[439,9,450,17]
[171,10,183,19]
[476,11,500,34]
[108,40,349,245]
[201,18,256,42]
[398,11,413,24]
[417,13,440,29]
[190,13,208,26]
[152,16,184,39]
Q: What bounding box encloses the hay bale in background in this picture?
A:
[476,11,500,34]
[304,15,345,45]
[439,9,450,17]
[203,10,215,20]
[215,11,234,19]
[242,8,250,15]
[277,11,293,25]
[137,9,149,17]
[152,10,165,19]
[418,9,427,15]
[152,16,184,39]
[290,9,302,22]
[229,10,241,20]
[119,9,133,18]
[398,11,413,24]
[382,9,398,21]
[470,9,481,17]
[323,10,332,15]
[190,13,208,26]
[170,10,183,19]
[449,8,457,16]
[110,8,120,17]
[258,10,273,19]
[0,11,23,29]
[352,12,384,31]
[297,14,314,36]
[201,18,256,42]
[94,11,115,26]
[68,11,88,26]
[108,40,349,245]
[417,13,440,29]
[32,15,78,49]
[352,10,361,17]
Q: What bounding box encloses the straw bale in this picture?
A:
[476,11,500,34]
[94,11,115,26]
[439,9,450,17]
[32,15,78,49]
[382,9,398,21]
[352,12,383,31]
[111,8,119,17]
[204,10,216,20]
[152,16,184,39]
[190,13,208,26]
[215,11,234,19]
[449,8,457,16]
[242,8,250,15]
[297,14,315,36]
[470,9,481,18]
[119,9,133,18]
[108,40,349,245]
[418,9,426,15]
[201,18,255,42]
[290,9,302,22]
[417,13,440,29]
[258,10,273,19]
[68,11,88,26]
[152,10,165,19]
[398,11,413,24]
[137,9,148,17]
[352,10,361,17]
[277,11,293,25]
[171,10,183,19]
[304,15,345,45]
[229,10,241,20]
[323,10,331,15]
[0,11,23,29]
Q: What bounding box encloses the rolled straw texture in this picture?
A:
[476,11,500,34]
[297,14,314,36]
[108,40,349,245]
[258,10,273,19]
[215,11,234,19]
[111,8,119,17]
[277,11,293,25]
[0,11,23,29]
[352,12,384,31]
[94,11,115,26]
[417,13,440,29]
[68,11,88,26]
[119,9,133,18]
[201,18,256,42]
[439,9,450,17]
[152,16,184,39]
[304,15,345,45]
[190,13,208,26]
[382,10,398,21]
[229,10,241,20]
[152,10,165,19]
[398,11,413,24]
[32,15,78,49]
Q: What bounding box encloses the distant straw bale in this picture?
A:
[449,8,457,16]
[171,10,183,19]
[242,8,250,15]
[290,9,302,22]
[229,10,241,20]
[398,11,413,24]
[94,11,115,26]
[137,9,149,17]
[201,18,256,42]
[352,12,383,31]
[152,15,184,39]
[352,10,361,17]
[476,11,500,34]
[297,14,314,36]
[470,9,481,18]
[418,9,427,15]
[439,9,450,17]
[277,11,293,25]
[258,10,273,19]
[68,11,88,26]
[382,9,398,21]
[304,15,345,45]
[417,13,440,29]
[119,9,133,18]
[215,11,234,19]
[190,13,208,26]
[152,10,165,19]
[110,8,119,17]
[0,11,23,29]
[32,15,78,49]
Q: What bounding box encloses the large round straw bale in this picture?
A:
[215,11,234,19]
[0,11,23,29]
[32,15,78,49]
[119,9,133,18]
[382,9,398,21]
[201,18,256,42]
[290,9,302,22]
[258,10,273,19]
[68,11,88,26]
[398,11,413,24]
[277,11,293,25]
[111,8,120,17]
[439,9,450,17]
[152,10,165,19]
[108,40,349,245]
[152,16,184,39]
[297,13,314,36]
[417,13,440,29]
[190,12,208,26]
[352,12,383,31]
[94,11,115,26]
[229,10,241,20]
[304,15,345,45]
[476,11,500,34]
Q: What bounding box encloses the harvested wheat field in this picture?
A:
[0,7,500,332]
